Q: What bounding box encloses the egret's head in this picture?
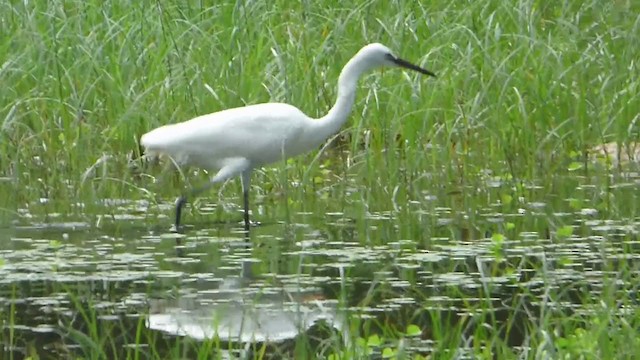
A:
[358,43,436,77]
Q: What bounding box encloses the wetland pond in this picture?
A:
[1,168,639,359]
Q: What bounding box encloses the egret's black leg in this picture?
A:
[174,195,188,231]
[241,170,251,233]
[243,189,250,232]
[172,161,251,232]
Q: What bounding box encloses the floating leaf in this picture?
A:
[49,239,63,248]
[558,256,573,266]
[568,198,582,209]
[367,334,381,347]
[491,233,505,244]
[382,347,396,359]
[567,162,583,171]
[406,324,421,337]
[557,225,573,238]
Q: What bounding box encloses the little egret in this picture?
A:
[141,43,435,231]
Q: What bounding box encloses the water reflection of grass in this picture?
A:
[1,0,639,358]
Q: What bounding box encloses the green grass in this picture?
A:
[1,0,640,358]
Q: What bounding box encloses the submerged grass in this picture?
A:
[1,0,640,358]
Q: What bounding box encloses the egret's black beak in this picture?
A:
[388,54,436,77]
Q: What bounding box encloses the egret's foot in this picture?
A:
[170,224,184,234]
[241,219,260,233]
[250,220,261,227]
[241,220,261,227]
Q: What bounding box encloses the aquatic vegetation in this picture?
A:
[1,0,639,358]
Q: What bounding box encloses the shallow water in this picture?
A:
[2,170,640,358]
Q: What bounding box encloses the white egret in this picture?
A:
[140,43,435,231]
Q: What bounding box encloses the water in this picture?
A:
[1,170,639,358]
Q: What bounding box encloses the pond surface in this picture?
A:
[1,170,639,359]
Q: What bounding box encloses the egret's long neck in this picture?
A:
[311,56,367,144]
